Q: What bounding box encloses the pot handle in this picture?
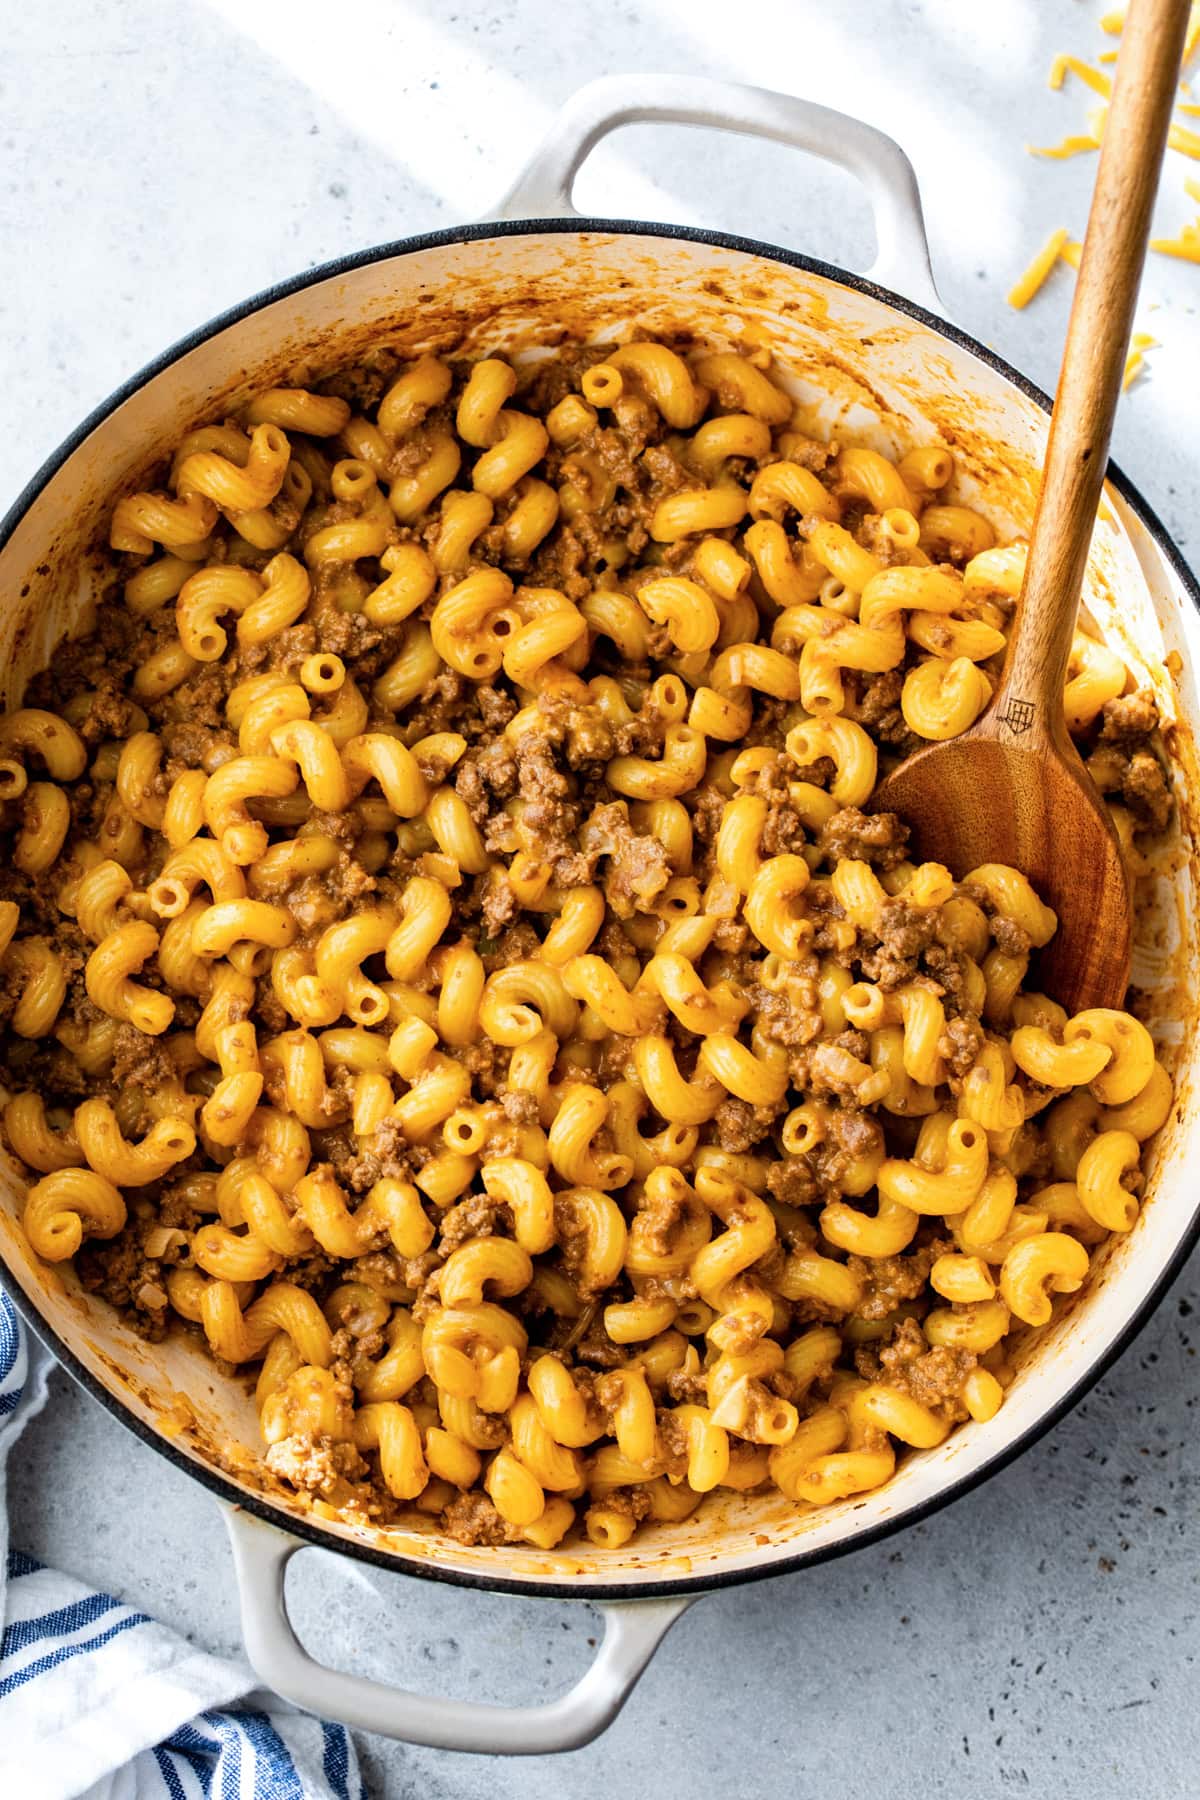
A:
[493,73,942,314]
[223,1505,693,1755]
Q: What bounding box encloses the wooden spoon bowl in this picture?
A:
[873,711,1131,1010]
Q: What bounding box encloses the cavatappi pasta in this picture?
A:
[0,338,1175,1548]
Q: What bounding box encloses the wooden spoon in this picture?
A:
[872,0,1189,1012]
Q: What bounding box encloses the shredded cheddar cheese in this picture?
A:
[1059,240,1083,271]
[1150,223,1200,261]
[1029,133,1101,160]
[1121,334,1158,389]
[1168,120,1200,160]
[1048,55,1112,97]
[1030,101,1108,159]
[1007,228,1069,308]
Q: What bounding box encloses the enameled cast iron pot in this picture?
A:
[2,77,1198,1755]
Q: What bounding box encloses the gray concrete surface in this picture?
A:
[2,0,1198,1793]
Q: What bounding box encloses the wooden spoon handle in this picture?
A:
[992,0,1189,732]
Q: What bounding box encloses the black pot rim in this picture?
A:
[3,213,1198,1606]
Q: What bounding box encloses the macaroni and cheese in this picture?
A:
[0,336,1175,1549]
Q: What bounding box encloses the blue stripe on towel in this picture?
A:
[170,1724,217,1796]
[154,1744,190,1799]
[322,1721,353,1800]
[0,1609,150,1700]
[1,1590,121,1659]
[237,1709,308,1798]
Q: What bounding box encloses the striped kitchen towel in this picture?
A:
[0,1290,364,1800]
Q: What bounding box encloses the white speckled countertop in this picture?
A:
[3,2,1199,1794]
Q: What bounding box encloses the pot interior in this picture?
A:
[2,227,1197,1592]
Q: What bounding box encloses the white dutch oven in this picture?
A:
[1,77,1197,1755]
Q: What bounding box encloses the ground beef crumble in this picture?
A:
[856,1314,975,1422]
[819,807,909,871]
[580,800,671,917]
